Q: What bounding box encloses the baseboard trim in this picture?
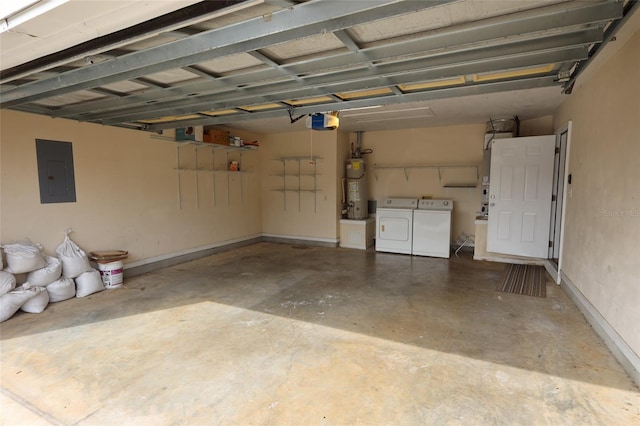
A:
[560,271,640,387]
[544,260,560,284]
[262,233,338,248]
[472,254,545,265]
[123,233,339,277]
[124,234,262,278]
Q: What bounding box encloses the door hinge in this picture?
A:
[555,147,560,154]
[549,241,553,248]
[552,195,557,202]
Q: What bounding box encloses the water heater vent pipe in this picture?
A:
[354,131,363,158]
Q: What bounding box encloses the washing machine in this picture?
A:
[375,198,418,254]
[412,199,453,258]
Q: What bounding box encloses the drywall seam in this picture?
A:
[560,271,640,387]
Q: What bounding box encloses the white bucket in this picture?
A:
[97,260,124,289]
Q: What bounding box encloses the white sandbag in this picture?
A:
[75,269,104,297]
[2,242,46,274]
[0,271,16,296]
[46,277,76,302]
[0,286,39,322]
[26,256,62,286]
[20,285,49,314]
[55,229,91,279]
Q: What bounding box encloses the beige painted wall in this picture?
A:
[519,115,553,136]
[358,124,485,242]
[260,130,340,242]
[0,110,263,264]
[553,29,640,356]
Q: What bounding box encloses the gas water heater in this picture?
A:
[346,158,368,219]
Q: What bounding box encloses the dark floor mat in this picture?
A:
[496,264,547,297]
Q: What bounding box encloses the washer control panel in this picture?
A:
[379,198,418,209]
[417,199,453,211]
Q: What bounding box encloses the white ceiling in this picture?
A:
[0,0,633,134]
[0,0,201,70]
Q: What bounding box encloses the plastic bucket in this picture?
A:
[97,260,124,289]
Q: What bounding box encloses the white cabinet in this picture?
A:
[339,218,375,250]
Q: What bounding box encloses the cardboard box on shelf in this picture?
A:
[204,129,229,145]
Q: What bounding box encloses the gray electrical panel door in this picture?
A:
[36,139,77,203]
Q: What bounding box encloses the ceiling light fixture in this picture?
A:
[0,0,69,33]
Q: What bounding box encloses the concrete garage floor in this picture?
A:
[1,242,638,425]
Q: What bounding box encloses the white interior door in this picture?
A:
[487,135,555,258]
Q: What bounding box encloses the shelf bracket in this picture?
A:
[403,167,408,181]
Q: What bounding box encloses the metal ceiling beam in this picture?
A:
[563,0,640,93]
[53,26,602,121]
[145,76,559,131]
[0,0,455,107]
[44,0,618,120]
[247,50,283,68]
[0,0,249,85]
[101,46,583,125]
[334,30,361,52]
[86,87,125,98]
[282,1,621,75]
[130,77,171,89]
[93,42,590,125]
[181,65,220,80]
[245,50,332,99]
[264,0,298,7]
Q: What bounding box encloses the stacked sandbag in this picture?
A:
[56,229,91,279]
[0,231,124,322]
[2,242,46,274]
[0,271,16,296]
[0,285,41,322]
[75,269,104,297]
[19,285,49,314]
[46,277,76,302]
[26,256,62,287]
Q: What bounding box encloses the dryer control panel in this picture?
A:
[417,199,453,211]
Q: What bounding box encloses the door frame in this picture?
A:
[546,121,572,284]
